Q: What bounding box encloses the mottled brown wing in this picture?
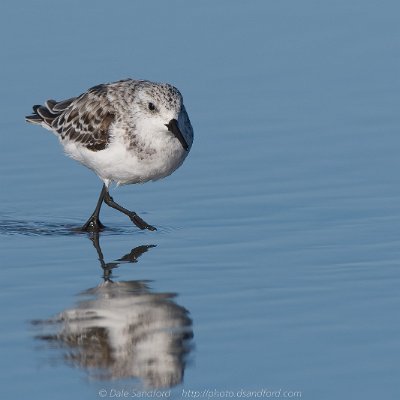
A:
[53,84,116,151]
[27,84,116,152]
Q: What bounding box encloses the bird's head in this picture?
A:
[133,81,193,151]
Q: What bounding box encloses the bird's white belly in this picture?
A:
[63,139,188,186]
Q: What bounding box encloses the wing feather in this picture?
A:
[26,84,116,152]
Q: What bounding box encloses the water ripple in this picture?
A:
[0,218,173,237]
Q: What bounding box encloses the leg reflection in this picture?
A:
[90,231,156,281]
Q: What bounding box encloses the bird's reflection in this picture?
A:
[34,233,193,389]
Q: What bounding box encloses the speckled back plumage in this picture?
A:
[27,81,126,151]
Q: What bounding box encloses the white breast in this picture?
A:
[62,126,190,186]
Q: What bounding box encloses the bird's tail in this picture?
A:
[25,98,75,129]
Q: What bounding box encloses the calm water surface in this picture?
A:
[1,1,400,399]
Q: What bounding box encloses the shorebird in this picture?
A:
[25,79,193,232]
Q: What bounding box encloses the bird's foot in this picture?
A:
[103,192,156,231]
[128,212,157,231]
[80,215,105,232]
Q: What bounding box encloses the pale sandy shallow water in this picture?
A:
[1,1,400,399]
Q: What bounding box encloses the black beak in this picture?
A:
[165,119,189,151]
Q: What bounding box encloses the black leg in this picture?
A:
[81,184,107,232]
[103,189,156,231]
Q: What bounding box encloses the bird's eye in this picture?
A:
[148,102,156,111]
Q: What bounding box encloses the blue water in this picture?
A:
[1,1,400,399]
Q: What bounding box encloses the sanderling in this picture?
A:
[25,79,194,232]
